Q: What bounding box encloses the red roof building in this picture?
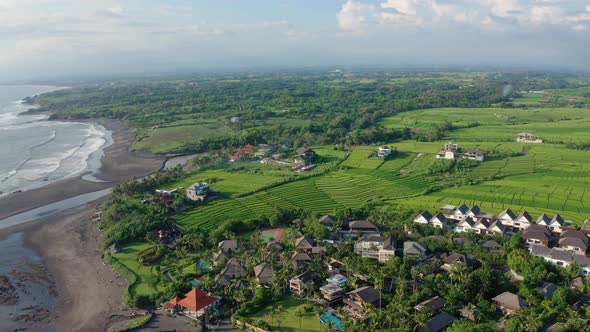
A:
[243,144,254,152]
[164,296,183,309]
[165,289,219,319]
[230,150,247,162]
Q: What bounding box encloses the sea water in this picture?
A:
[0,85,111,195]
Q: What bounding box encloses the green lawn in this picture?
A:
[166,168,289,197]
[244,296,324,332]
[111,242,205,297]
[112,242,166,297]
[132,120,233,153]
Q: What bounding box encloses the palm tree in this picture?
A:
[412,311,430,332]
[294,308,305,332]
[326,319,334,332]
[274,305,286,331]
[266,311,275,330]
[450,262,469,287]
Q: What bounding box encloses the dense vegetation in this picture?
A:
[31,71,522,153]
[37,69,590,330]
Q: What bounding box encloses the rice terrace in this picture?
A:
[27,70,590,331]
[173,102,590,230]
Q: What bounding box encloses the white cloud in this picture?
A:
[336,0,376,33]
[572,24,587,31]
[381,0,418,16]
[491,0,523,18]
[0,0,588,80]
[336,0,590,32]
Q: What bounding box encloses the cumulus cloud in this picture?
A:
[336,0,376,33]
[333,0,589,70]
[0,0,588,81]
[336,0,590,32]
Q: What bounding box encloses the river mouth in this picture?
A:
[0,188,111,230]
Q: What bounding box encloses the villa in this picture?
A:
[404,241,427,259]
[342,286,381,321]
[186,182,210,201]
[320,283,344,303]
[354,236,397,263]
[377,146,392,158]
[253,263,274,286]
[164,288,220,321]
[326,274,347,287]
[294,147,316,164]
[290,270,314,296]
[492,292,527,315]
[462,148,484,162]
[436,142,458,160]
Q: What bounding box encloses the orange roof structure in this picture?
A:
[164,296,183,309]
[176,289,217,312]
[243,144,254,151]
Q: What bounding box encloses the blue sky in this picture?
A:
[0,0,589,80]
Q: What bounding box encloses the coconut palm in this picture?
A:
[294,308,305,332]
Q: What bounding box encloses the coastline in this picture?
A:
[0,200,129,332]
[0,119,164,220]
[0,116,165,331]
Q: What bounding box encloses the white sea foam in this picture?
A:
[0,86,110,194]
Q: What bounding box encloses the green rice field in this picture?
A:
[174,106,590,231]
[166,169,289,197]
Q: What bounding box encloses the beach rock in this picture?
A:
[13,305,54,324]
[0,274,19,305]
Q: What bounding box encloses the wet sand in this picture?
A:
[0,201,129,332]
[0,119,164,331]
[0,119,164,220]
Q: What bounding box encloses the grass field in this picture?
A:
[112,242,165,297]
[376,106,590,221]
[380,107,590,144]
[133,120,233,153]
[243,296,324,332]
[172,105,590,231]
[260,228,285,242]
[512,87,590,106]
[166,168,289,197]
[111,242,205,297]
[175,151,435,230]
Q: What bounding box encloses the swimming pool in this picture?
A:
[320,310,345,331]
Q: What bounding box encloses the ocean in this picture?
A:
[0,85,111,195]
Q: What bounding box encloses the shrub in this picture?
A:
[122,313,153,331]
[428,159,453,175]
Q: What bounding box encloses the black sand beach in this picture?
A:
[0,119,164,331]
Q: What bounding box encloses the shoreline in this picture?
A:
[0,200,130,332]
[0,118,164,220]
[0,114,165,331]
